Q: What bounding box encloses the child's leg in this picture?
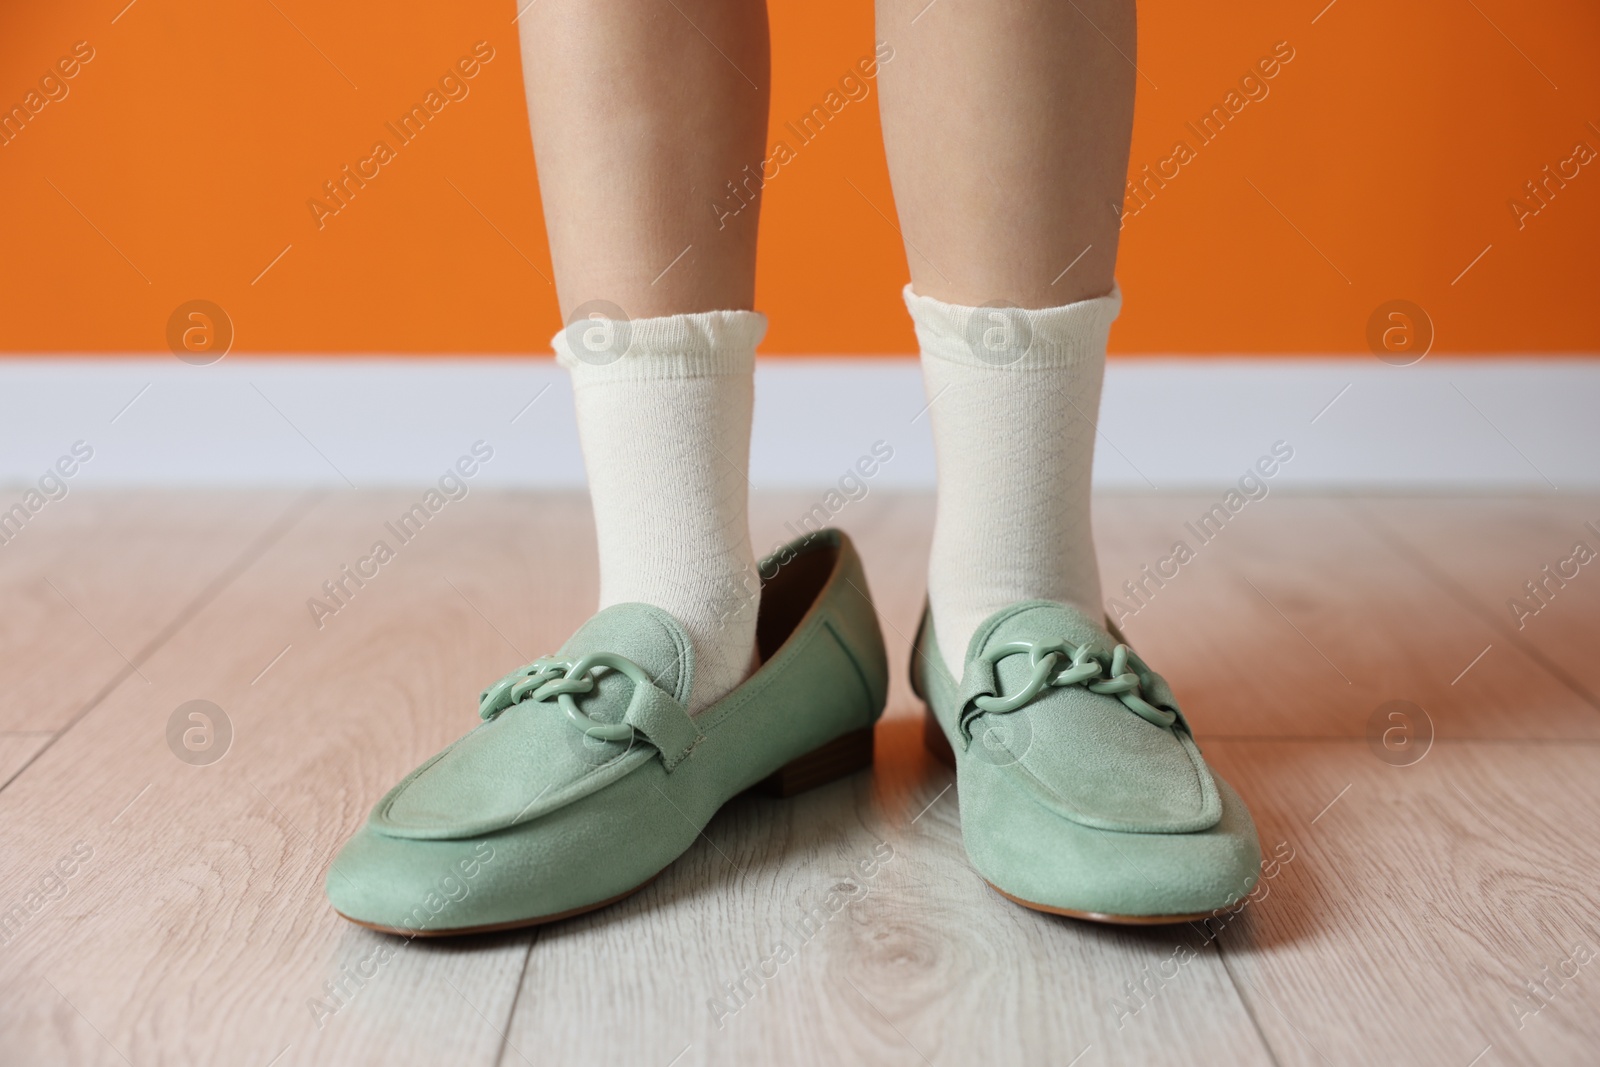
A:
[876,0,1133,308]
[521,0,769,316]
[876,0,1136,666]
[519,1,771,711]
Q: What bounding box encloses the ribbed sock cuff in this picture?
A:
[902,284,1121,371]
[553,309,766,382]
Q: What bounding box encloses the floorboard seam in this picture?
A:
[1346,501,1600,718]
[1214,940,1287,1067]
[0,489,324,795]
[492,930,540,1067]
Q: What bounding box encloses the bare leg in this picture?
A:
[876,0,1136,309]
[519,0,770,319]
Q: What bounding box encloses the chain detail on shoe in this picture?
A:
[972,639,1177,728]
[478,653,655,741]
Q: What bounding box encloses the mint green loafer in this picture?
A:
[326,529,887,936]
[911,599,1260,924]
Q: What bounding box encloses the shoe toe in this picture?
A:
[962,766,1261,918]
[326,766,697,933]
[324,827,517,933]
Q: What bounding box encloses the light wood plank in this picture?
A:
[1354,494,1600,698]
[0,733,52,789]
[0,490,597,1066]
[0,489,308,734]
[1206,740,1600,1067]
[1092,495,1600,740]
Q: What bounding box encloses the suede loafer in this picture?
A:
[327,529,887,935]
[912,599,1261,923]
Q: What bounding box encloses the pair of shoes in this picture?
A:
[325,530,1259,934]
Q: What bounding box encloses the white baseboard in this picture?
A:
[1,357,1595,489]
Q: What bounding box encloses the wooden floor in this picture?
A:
[3,490,1598,1066]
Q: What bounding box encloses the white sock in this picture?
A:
[554,309,766,713]
[905,284,1122,672]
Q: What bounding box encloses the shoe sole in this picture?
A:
[920,708,1244,927]
[336,879,659,937]
[336,726,877,937]
[985,882,1244,925]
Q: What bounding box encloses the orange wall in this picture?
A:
[0,0,1595,356]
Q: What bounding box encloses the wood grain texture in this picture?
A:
[1206,740,1600,1067]
[1352,494,1600,700]
[0,490,589,1067]
[0,733,52,790]
[3,491,1597,1066]
[1092,495,1600,741]
[0,489,309,733]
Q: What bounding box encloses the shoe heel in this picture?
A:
[923,707,956,769]
[754,727,875,798]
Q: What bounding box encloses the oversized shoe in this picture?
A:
[912,599,1261,924]
[326,529,887,935]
